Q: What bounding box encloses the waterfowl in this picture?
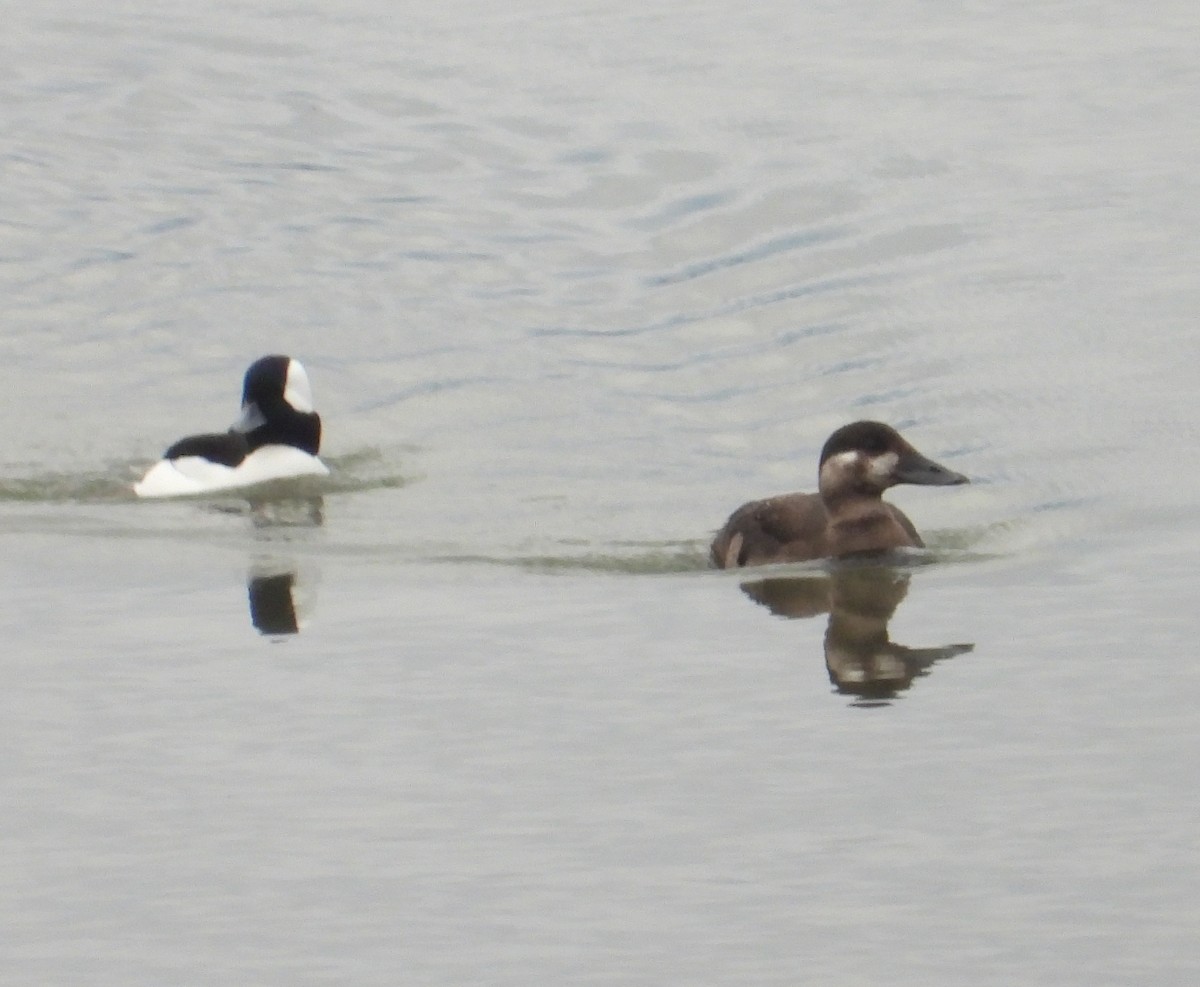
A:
[711,420,967,567]
[134,355,329,498]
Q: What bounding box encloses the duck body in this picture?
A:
[712,491,922,568]
[711,421,967,568]
[134,443,328,498]
[134,355,328,499]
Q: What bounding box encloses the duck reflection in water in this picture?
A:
[205,493,325,527]
[246,556,324,637]
[741,565,973,702]
[248,567,301,636]
[242,495,324,637]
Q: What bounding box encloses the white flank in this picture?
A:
[134,446,329,499]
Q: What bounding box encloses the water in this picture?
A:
[3,1,1199,983]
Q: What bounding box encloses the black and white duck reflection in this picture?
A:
[247,561,318,637]
[135,355,328,498]
[208,494,326,528]
[741,566,973,701]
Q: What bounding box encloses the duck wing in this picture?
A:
[163,430,249,467]
[711,493,828,568]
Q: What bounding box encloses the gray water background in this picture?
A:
[3,2,1199,984]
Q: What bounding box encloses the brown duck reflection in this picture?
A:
[741,566,972,701]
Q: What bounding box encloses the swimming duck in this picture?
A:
[134,355,329,498]
[711,420,967,567]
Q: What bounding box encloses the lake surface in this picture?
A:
[3,2,1199,984]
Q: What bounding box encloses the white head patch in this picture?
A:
[283,359,315,413]
[867,451,899,482]
[820,450,860,486]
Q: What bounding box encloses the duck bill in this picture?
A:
[895,450,969,486]
[231,400,266,434]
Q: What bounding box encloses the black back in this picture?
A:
[240,355,322,455]
[164,431,250,467]
[160,356,321,465]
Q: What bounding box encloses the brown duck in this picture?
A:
[711,420,968,568]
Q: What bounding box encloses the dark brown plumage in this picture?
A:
[711,421,968,568]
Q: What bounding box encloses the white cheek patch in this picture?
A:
[868,451,899,482]
[283,359,315,413]
[820,450,861,485]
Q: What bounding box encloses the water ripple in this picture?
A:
[646,225,849,287]
[0,448,410,504]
